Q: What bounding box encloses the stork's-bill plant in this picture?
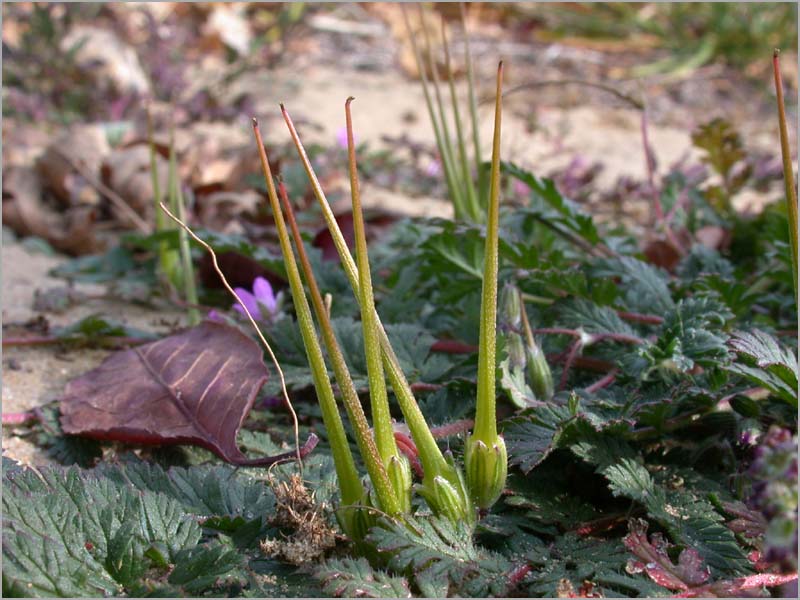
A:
[253,60,508,532]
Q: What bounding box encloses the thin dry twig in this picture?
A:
[54,148,152,234]
[158,202,304,470]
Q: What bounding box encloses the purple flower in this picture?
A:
[425,159,442,178]
[335,126,355,150]
[233,276,279,321]
[513,179,530,198]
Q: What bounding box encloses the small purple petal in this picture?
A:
[207,309,224,323]
[252,277,277,313]
[335,126,354,150]
[425,159,442,178]
[233,288,261,320]
[513,179,530,197]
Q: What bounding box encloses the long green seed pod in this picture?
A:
[465,62,508,510]
[278,179,410,516]
[281,104,472,524]
[252,121,400,520]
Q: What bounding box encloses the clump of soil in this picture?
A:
[260,473,337,566]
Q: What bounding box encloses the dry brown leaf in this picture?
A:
[203,3,253,57]
[35,124,110,207]
[101,143,169,219]
[195,190,263,232]
[61,25,150,94]
[2,166,102,255]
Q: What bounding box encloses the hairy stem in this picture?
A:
[281,104,453,489]
[252,121,385,512]
[278,181,397,512]
[346,97,399,466]
[472,62,504,443]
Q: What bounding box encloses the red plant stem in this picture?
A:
[574,513,630,536]
[430,339,478,354]
[672,572,798,598]
[534,327,580,337]
[618,311,664,325]
[410,382,443,393]
[430,419,474,439]
[508,564,532,587]
[559,339,584,391]
[640,103,663,223]
[585,369,618,394]
[2,336,147,348]
[569,355,615,372]
[2,411,38,426]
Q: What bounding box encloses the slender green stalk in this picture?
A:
[345,98,402,465]
[401,5,467,220]
[251,121,399,516]
[281,104,471,522]
[166,130,199,324]
[147,111,165,233]
[149,113,179,286]
[464,63,507,511]
[772,49,798,298]
[441,17,480,222]
[174,183,200,325]
[460,2,485,206]
[473,62,503,443]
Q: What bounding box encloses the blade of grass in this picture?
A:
[148,111,179,286]
[401,5,466,220]
[460,2,485,207]
[441,16,480,222]
[175,183,200,326]
[166,127,199,324]
[418,4,468,219]
[772,49,798,298]
[252,120,398,515]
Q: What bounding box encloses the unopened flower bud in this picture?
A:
[418,462,474,525]
[500,283,522,331]
[527,339,554,402]
[337,500,377,542]
[387,454,413,514]
[465,435,508,509]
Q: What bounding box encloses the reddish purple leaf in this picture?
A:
[60,320,315,465]
[672,573,798,597]
[313,211,355,262]
[624,519,796,598]
[624,519,710,592]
